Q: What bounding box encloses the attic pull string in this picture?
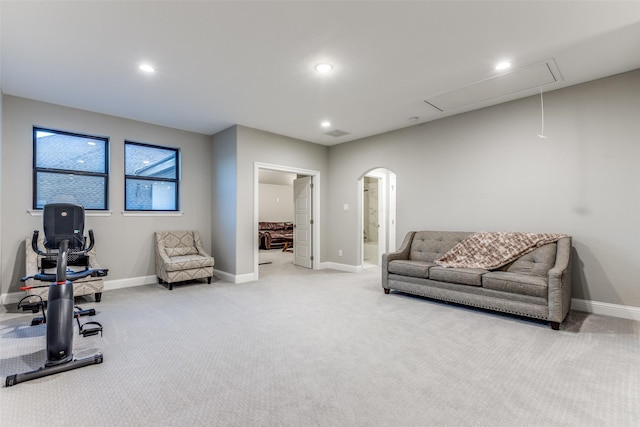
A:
[537,85,548,139]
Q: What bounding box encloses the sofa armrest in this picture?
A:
[382,231,415,289]
[155,241,173,262]
[154,238,174,279]
[24,237,40,289]
[87,247,101,270]
[384,232,415,263]
[547,237,572,322]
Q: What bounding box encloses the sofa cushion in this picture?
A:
[428,266,488,286]
[165,246,199,257]
[482,271,548,298]
[410,231,473,263]
[388,260,434,278]
[503,243,557,277]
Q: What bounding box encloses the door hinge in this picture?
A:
[310,219,314,224]
[310,256,314,261]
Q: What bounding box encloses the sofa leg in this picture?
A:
[169,282,173,291]
[158,277,163,284]
[550,322,560,330]
[95,292,102,303]
[383,288,390,294]
[207,277,212,284]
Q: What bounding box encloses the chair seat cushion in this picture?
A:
[26,277,103,300]
[482,271,548,298]
[388,260,434,278]
[428,266,488,286]
[164,254,214,272]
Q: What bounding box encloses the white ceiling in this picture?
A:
[1,1,639,145]
[259,170,296,186]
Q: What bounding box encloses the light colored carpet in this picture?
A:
[1,250,639,426]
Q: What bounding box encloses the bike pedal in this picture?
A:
[80,321,103,337]
[30,317,45,326]
[18,297,44,313]
[21,303,41,313]
[74,307,96,317]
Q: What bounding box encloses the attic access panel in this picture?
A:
[425,61,559,112]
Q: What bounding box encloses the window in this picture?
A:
[33,127,109,210]
[124,141,179,211]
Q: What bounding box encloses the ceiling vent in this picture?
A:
[324,129,350,138]
[425,60,561,112]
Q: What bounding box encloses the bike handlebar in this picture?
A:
[31,229,95,257]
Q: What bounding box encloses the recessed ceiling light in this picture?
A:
[408,116,419,122]
[139,64,155,73]
[321,121,331,128]
[495,61,511,71]
[315,63,333,73]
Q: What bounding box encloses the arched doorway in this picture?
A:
[358,168,397,269]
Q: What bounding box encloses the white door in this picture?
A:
[388,173,397,252]
[293,176,313,268]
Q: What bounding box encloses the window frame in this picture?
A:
[32,126,110,211]
[124,140,180,212]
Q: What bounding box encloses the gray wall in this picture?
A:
[210,125,238,274]
[0,91,3,297]
[1,96,212,295]
[1,6,3,296]
[211,125,328,276]
[3,70,638,310]
[327,70,640,308]
[259,183,294,222]
[235,125,329,275]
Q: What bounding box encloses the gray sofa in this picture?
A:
[382,231,572,330]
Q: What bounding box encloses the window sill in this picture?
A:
[121,211,184,217]
[28,210,113,217]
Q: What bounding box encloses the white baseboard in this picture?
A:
[318,262,362,273]
[104,275,157,291]
[108,270,253,287]
[1,291,23,306]
[571,298,640,322]
[213,269,256,284]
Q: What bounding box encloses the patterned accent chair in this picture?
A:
[154,230,215,290]
[23,236,104,302]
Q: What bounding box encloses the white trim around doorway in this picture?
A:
[254,162,321,280]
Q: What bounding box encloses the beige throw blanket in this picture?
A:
[434,232,568,269]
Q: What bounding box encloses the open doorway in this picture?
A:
[359,168,396,269]
[254,162,321,280]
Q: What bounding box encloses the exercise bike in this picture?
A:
[6,203,107,387]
